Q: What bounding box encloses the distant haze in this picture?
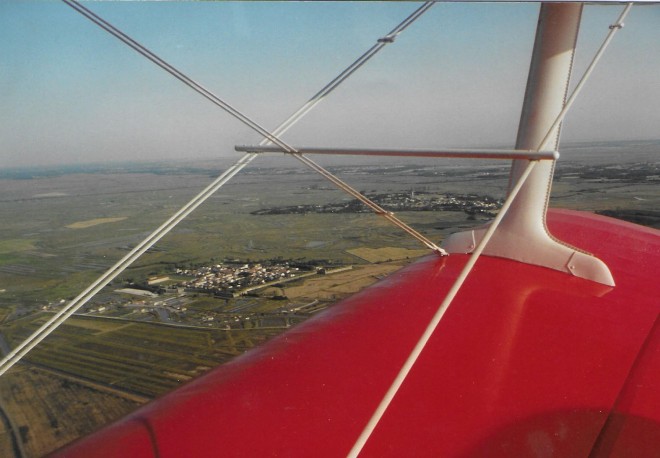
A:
[1,2,659,168]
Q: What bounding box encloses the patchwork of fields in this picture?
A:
[4,315,282,398]
[0,143,658,455]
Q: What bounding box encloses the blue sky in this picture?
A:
[1,1,659,167]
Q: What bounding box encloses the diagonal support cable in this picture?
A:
[0,1,436,377]
[273,2,434,136]
[537,2,632,151]
[295,153,444,253]
[0,153,255,378]
[348,6,635,455]
[347,160,538,458]
[60,0,442,253]
[61,0,292,152]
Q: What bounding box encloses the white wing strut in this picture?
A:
[349,3,632,456]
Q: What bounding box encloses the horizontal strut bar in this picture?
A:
[235,146,559,161]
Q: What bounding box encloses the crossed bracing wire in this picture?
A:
[0,1,437,377]
[58,0,443,255]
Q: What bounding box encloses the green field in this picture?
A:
[0,144,658,456]
[0,148,657,306]
[1,148,658,307]
[3,314,282,398]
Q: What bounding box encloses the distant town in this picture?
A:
[251,190,503,218]
[41,259,348,329]
[176,261,317,297]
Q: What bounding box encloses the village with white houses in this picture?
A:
[176,262,305,298]
[251,190,504,218]
[40,259,345,329]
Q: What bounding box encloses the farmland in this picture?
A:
[2,314,284,398]
[0,141,658,455]
[0,259,411,456]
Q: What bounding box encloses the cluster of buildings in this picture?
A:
[177,262,300,296]
[378,192,503,217]
[251,191,503,217]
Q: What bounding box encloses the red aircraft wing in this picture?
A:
[54,209,660,457]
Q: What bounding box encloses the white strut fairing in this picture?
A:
[443,3,615,286]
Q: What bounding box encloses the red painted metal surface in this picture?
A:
[55,209,660,457]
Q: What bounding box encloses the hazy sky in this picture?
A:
[1,1,659,168]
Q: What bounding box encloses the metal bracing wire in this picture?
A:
[59,0,441,253]
[299,154,445,253]
[273,2,435,136]
[347,160,539,458]
[0,1,435,377]
[295,153,444,253]
[348,5,634,455]
[0,153,256,378]
[60,0,292,152]
[536,2,633,151]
